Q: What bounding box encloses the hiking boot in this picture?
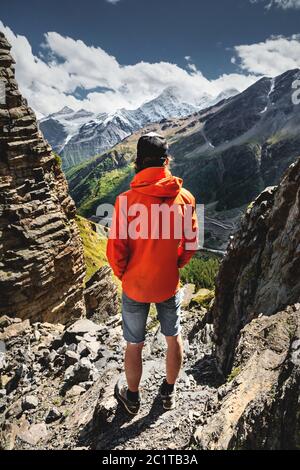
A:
[159,381,176,410]
[114,382,141,416]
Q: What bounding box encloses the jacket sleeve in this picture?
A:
[106,196,129,279]
[177,197,199,269]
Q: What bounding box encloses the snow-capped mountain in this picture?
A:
[66,68,300,252]
[39,107,94,158]
[39,87,236,170]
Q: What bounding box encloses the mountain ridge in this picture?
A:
[66,68,300,250]
[39,86,238,170]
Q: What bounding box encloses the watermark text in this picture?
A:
[0,79,6,105]
[96,199,204,249]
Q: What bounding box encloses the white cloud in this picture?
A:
[250,0,300,9]
[233,35,300,76]
[105,0,121,4]
[184,55,198,73]
[213,73,258,92]
[187,63,198,73]
[0,21,257,117]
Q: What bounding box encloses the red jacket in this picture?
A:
[106,166,198,302]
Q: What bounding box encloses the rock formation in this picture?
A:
[212,157,300,374]
[84,266,119,323]
[0,32,86,323]
[194,157,300,449]
[195,303,300,449]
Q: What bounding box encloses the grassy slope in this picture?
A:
[66,144,136,218]
[79,165,135,217]
[76,215,108,282]
[76,215,122,293]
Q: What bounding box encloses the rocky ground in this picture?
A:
[1,297,299,451]
[0,294,221,451]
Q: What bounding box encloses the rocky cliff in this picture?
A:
[193,157,300,449]
[0,32,86,323]
[195,304,300,449]
[213,156,300,374]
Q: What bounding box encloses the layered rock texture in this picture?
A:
[0,32,86,323]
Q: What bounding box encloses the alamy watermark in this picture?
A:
[292,78,300,105]
[95,199,204,250]
[0,79,6,105]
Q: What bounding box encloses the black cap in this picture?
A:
[136,132,169,169]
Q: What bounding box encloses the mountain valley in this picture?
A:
[66,68,300,250]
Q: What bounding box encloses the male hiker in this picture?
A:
[106,132,198,415]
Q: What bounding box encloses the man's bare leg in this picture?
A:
[165,334,183,384]
[125,342,144,392]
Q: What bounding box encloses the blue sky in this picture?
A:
[1,0,300,116]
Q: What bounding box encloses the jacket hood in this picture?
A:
[130,167,183,198]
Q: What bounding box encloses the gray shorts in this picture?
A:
[121,290,182,343]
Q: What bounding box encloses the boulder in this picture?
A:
[84,266,118,323]
[180,284,195,308]
[22,395,39,411]
[17,422,49,446]
[66,385,86,398]
[63,319,102,342]
[45,407,62,423]
[0,320,30,341]
[63,358,93,389]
